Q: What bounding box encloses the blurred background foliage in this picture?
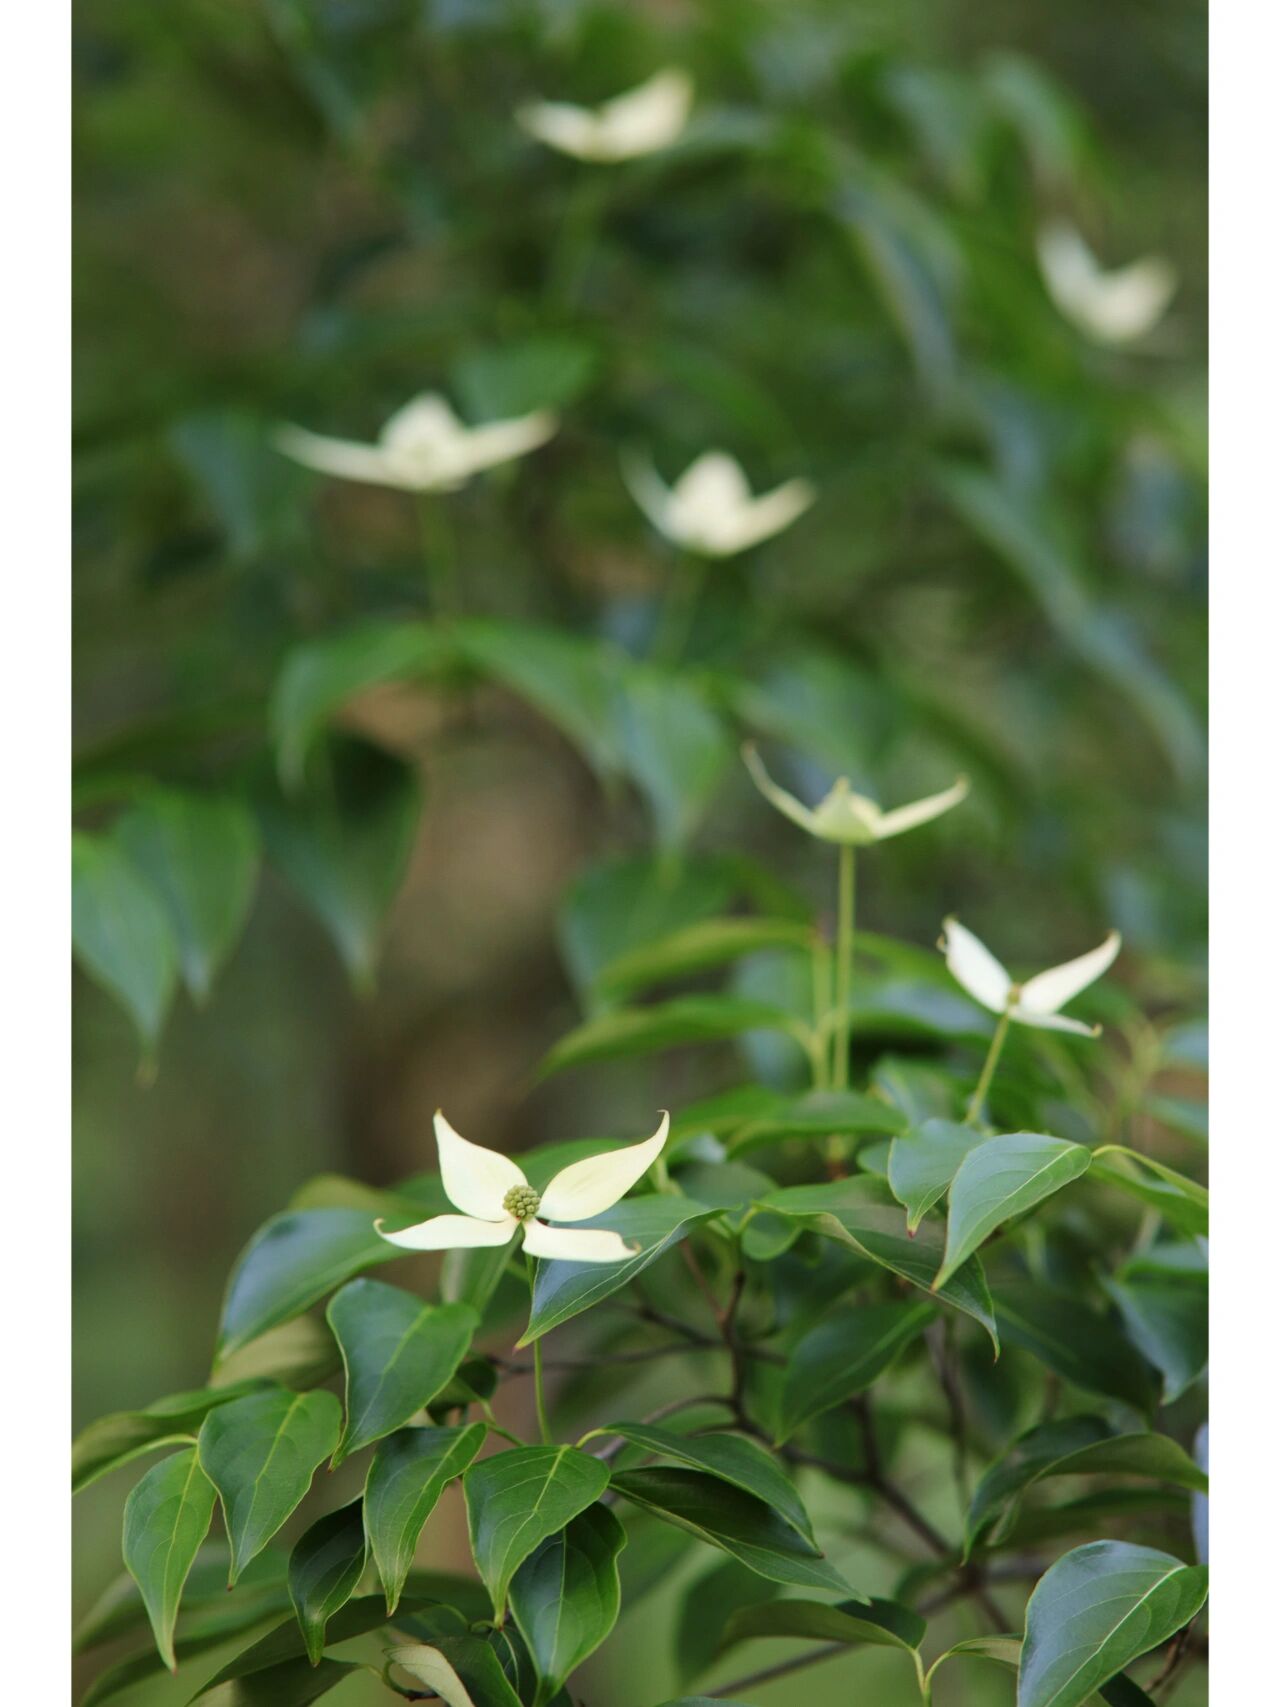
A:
[73,0,1206,1701]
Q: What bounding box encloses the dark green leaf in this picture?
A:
[777,1300,936,1441]
[1091,1147,1208,1238]
[596,917,815,1001]
[887,1118,988,1231]
[72,830,178,1062]
[936,1134,1093,1288]
[1101,1264,1207,1404]
[193,1657,361,1705]
[994,1284,1156,1410]
[541,995,805,1077]
[728,1089,908,1154]
[122,1447,218,1669]
[598,1424,815,1547]
[191,1595,408,1699]
[721,1594,925,1654]
[198,1388,343,1581]
[75,1546,287,1656]
[464,1446,611,1618]
[287,1501,368,1664]
[74,1381,271,1493]
[365,1424,486,1613]
[509,1503,626,1705]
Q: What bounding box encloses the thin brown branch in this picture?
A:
[706,1640,847,1697]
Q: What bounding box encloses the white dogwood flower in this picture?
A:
[517,69,694,163]
[625,452,814,557]
[275,393,557,493]
[375,1110,670,1264]
[1036,221,1176,345]
[940,918,1121,1036]
[743,744,968,845]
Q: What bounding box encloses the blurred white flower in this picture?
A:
[375,1110,670,1264]
[744,744,968,845]
[275,393,557,493]
[1036,220,1176,345]
[626,452,814,557]
[517,69,694,163]
[940,918,1121,1036]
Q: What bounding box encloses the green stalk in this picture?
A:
[810,935,832,1091]
[966,1005,1012,1125]
[831,843,856,1089]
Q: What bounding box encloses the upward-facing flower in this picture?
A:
[517,69,694,163]
[625,452,814,558]
[743,744,968,845]
[940,918,1121,1036]
[375,1111,670,1264]
[275,393,557,494]
[1036,220,1176,345]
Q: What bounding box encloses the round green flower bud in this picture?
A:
[503,1184,542,1222]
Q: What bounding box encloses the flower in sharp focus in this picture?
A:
[743,743,968,846]
[624,451,815,558]
[516,69,694,163]
[1036,220,1177,345]
[275,393,557,494]
[940,918,1121,1036]
[375,1110,670,1264]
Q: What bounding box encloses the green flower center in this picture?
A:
[503,1184,542,1222]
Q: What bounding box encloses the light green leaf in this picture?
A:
[777,1300,936,1442]
[122,1447,218,1669]
[211,1317,341,1392]
[1017,1541,1207,1707]
[198,1388,343,1582]
[72,830,179,1063]
[935,1134,1093,1289]
[596,916,815,1002]
[720,1594,925,1654]
[509,1503,626,1705]
[388,1639,522,1707]
[194,1656,361,1705]
[75,1545,286,1655]
[73,1381,272,1493]
[541,995,806,1077]
[325,1281,476,1462]
[924,1634,1022,1694]
[1091,1147,1208,1237]
[888,1118,989,1231]
[364,1423,486,1613]
[464,1446,611,1619]
[114,791,259,1002]
[287,1501,368,1664]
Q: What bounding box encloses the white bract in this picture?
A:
[1036,220,1176,345]
[743,743,968,846]
[625,451,814,558]
[517,69,694,163]
[375,1110,670,1264]
[275,393,557,493]
[940,918,1121,1036]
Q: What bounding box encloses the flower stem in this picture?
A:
[966,1005,1012,1124]
[810,935,832,1091]
[831,844,856,1089]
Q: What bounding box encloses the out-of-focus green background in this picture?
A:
[73,1,1206,1701]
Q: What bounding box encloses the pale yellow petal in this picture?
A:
[434,1110,527,1221]
[274,424,404,488]
[374,1212,516,1251]
[1008,1005,1100,1038]
[521,1221,638,1264]
[940,918,1011,1015]
[1018,931,1121,1015]
[455,410,558,475]
[539,1112,670,1222]
[741,743,822,837]
[871,775,969,840]
[715,478,815,553]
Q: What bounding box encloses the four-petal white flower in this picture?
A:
[517,69,694,163]
[940,917,1121,1036]
[1036,220,1176,346]
[275,393,557,494]
[375,1110,670,1264]
[743,743,968,845]
[624,451,814,558]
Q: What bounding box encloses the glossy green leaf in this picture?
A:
[1017,1541,1207,1707]
[121,1447,218,1669]
[762,1176,999,1351]
[72,830,178,1061]
[721,1594,925,1654]
[73,1381,271,1493]
[935,1134,1092,1289]
[253,734,421,989]
[1091,1147,1208,1237]
[216,1208,398,1361]
[464,1446,611,1618]
[388,1639,523,1707]
[598,1424,815,1547]
[541,995,805,1077]
[994,1284,1155,1410]
[509,1503,626,1705]
[596,916,815,1001]
[777,1300,936,1441]
[287,1500,368,1665]
[325,1281,476,1462]
[924,1634,1022,1694]
[198,1388,343,1581]
[114,790,260,1002]
[888,1118,988,1231]
[610,1467,857,1596]
[365,1423,486,1613]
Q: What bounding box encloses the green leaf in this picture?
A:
[558,854,738,998]
[212,1317,342,1392]
[519,1197,717,1344]
[887,1118,989,1231]
[325,1281,476,1462]
[190,1595,406,1700]
[777,1300,936,1442]
[73,1381,271,1493]
[75,1546,287,1655]
[271,620,446,788]
[674,1560,780,1685]
[596,917,815,1001]
[122,1447,218,1669]
[610,1468,857,1596]
[1017,1541,1207,1707]
[365,1424,486,1613]
[253,734,421,989]
[924,1634,1022,1694]
[72,830,179,1063]
[509,1503,626,1705]
[728,1089,908,1155]
[966,1418,1208,1556]
[217,1208,398,1361]
[198,1388,343,1582]
[541,995,805,1077]
[193,1657,361,1705]
[994,1284,1156,1410]
[720,1595,925,1654]
[287,1501,368,1665]
[114,791,260,1002]
[388,1638,523,1707]
[598,1424,816,1548]
[761,1176,999,1351]
[464,1446,611,1619]
[935,1134,1093,1289]
[1101,1263,1207,1404]
[613,667,732,849]
[1091,1148,1208,1237]
[452,334,598,418]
